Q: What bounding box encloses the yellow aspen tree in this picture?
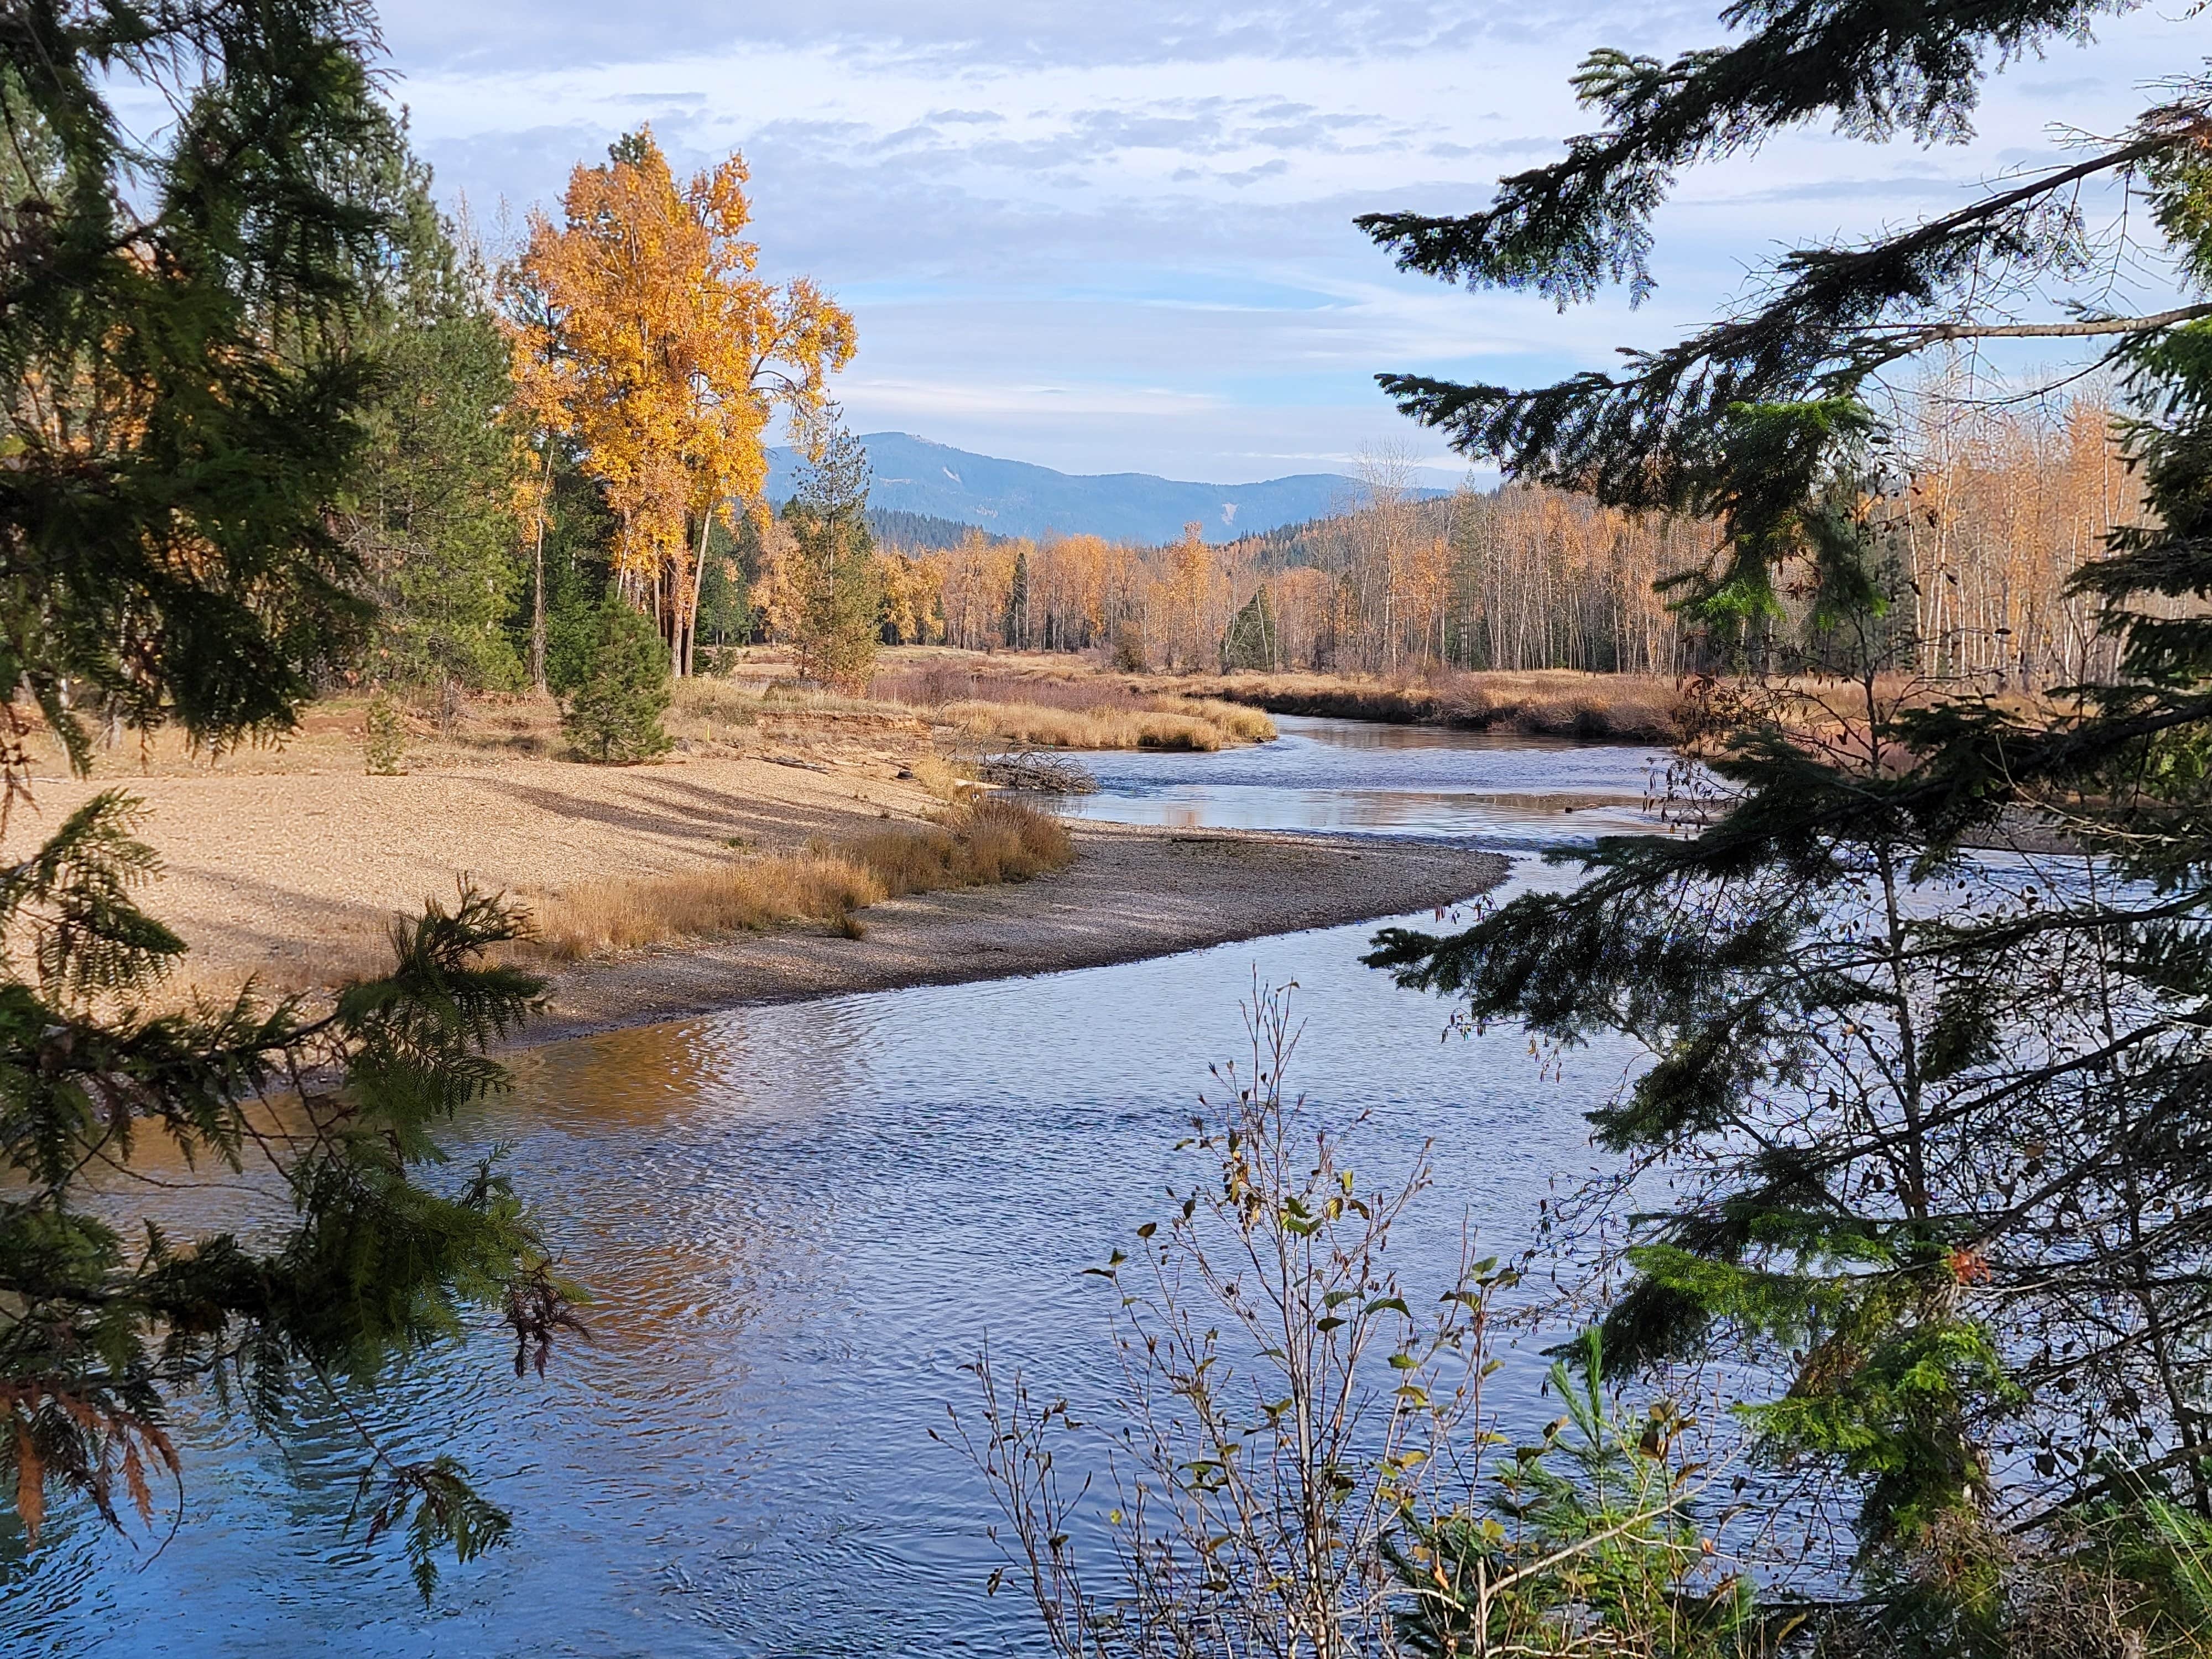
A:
[510,129,855,674]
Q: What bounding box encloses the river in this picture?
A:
[4,717,1670,1658]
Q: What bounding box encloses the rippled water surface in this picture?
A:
[6,721,1663,1658]
[1068,714,1675,846]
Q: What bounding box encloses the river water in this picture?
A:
[4,718,1671,1658]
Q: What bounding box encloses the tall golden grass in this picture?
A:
[841,795,1074,892]
[935,696,1274,752]
[870,661,1276,749]
[1174,669,1683,742]
[523,796,1074,961]
[666,669,1273,751]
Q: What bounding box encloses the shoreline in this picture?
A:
[519,821,1509,1047]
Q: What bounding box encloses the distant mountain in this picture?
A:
[766,432,1425,545]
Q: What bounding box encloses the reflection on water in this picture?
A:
[1066,714,1679,846]
[3,722,1658,1658]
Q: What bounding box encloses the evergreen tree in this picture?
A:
[691,515,753,670]
[1003,544,1030,650]
[785,422,883,693]
[1222,586,1280,671]
[0,1,577,1595]
[343,134,525,693]
[559,602,673,762]
[1360,0,2212,1625]
[536,453,622,695]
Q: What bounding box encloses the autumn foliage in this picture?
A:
[822,389,2145,692]
[510,129,854,676]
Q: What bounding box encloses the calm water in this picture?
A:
[4,720,1665,1658]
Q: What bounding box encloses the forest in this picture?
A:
[264,106,2152,708]
[369,227,2151,692]
[15,1,2212,1656]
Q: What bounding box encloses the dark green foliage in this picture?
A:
[0,1,577,1595]
[343,138,524,693]
[560,602,672,763]
[0,805,572,1599]
[537,460,621,694]
[0,0,393,775]
[786,424,883,693]
[1357,0,2203,638]
[363,688,406,774]
[353,1454,514,1606]
[693,516,752,658]
[1002,544,1030,650]
[868,507,1005,553]
[1360,0,2212,1621]
[1392,1334,1757,1659]
[1222,586,1280,671]
[1359,1,2124,312]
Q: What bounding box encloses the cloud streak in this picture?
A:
[384,2,2204,483]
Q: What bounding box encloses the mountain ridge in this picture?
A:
[765,431,1436,545]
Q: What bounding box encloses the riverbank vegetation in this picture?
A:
[1166,665,1684,740]
[524,797,1072,959]
[963,989,1771,1658]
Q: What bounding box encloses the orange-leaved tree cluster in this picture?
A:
[509,129,854,676]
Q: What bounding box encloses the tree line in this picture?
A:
[333,125,2148,709]
[842,387,2138,686]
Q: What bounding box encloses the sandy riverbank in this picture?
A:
[0,741,1505,1041]
[531,822,1507,1042]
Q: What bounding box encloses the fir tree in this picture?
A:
[560,602,673,762]
[786,422,883,693]
[1222,586,1280,672]
[0,1,578,1596]
[1360,0,2212,1623]
[343,132,526,694]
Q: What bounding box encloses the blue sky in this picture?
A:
[373,1,2207,485]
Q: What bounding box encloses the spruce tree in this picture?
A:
[1359,0,2212,1619]
[1223,586,1280,671]
[786,423,883,693]
[0,1,577,1597]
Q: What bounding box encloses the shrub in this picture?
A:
[1113,619,1149,672]
[560,603,672,764]
[955,986,1754,1659]
[364,689,407,775]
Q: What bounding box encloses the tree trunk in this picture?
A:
[529,447,552,693]
[683,505,713,678]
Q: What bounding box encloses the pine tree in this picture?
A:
[1360,0,2212,1616]
[343,133,526,693]
[1222,585,1280,671]
[1003,544,1030,650]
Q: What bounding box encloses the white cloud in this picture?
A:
[381,2,2208,482]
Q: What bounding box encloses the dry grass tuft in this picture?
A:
[526,853,888,961]
[1193,698,1280,744]
[841,795,1074,894]
[520,796,1074,962]
[935,697,1274,752]
[1173,669,1683,742]
[908,753,969,802]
